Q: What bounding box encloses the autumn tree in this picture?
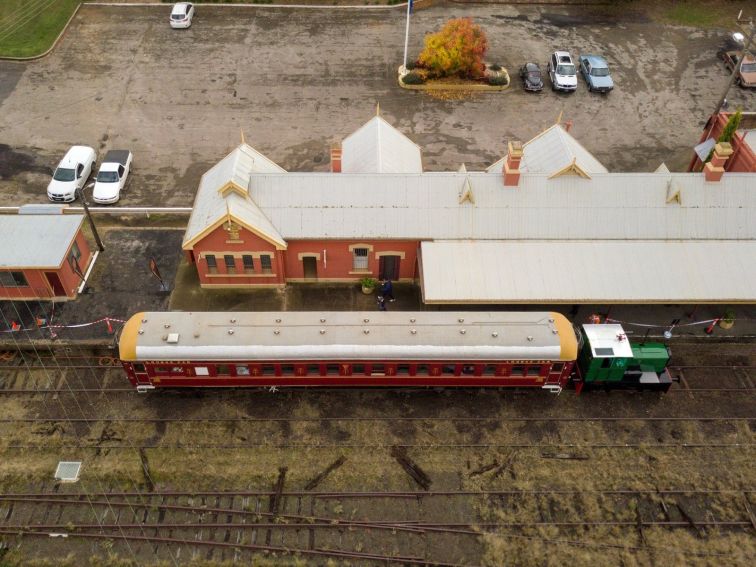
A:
[418,18,488,79]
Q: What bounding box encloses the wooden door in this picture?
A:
[44,272,66,297]
[302,256,318,279]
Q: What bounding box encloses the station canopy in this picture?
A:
[419,240,756,304]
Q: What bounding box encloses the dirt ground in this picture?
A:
[0,3,753,207]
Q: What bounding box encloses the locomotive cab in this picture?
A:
[574,324,672,393]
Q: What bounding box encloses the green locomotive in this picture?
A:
[573,324,672,393]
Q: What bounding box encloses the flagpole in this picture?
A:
[402,0,411,70]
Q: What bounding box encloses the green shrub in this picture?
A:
[490,64,502,72]
[360,277,378,288]
[402,72,425,85]
[488,74,509,86]
[405,60,417,70]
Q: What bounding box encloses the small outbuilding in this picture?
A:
[0,207,94,301]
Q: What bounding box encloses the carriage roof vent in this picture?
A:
[166,333,180,344]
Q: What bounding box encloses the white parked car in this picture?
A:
[170,2,194,29]
[548,51,578,92]
[47,145,97,203]
[93,150,133,204]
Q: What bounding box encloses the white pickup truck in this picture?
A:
[92,150,133,204]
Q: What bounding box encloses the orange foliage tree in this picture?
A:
[418,18,488,79]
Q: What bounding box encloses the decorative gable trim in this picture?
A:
[183,213,287,251]
[548,158,592,180]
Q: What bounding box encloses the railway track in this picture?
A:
[0,489,751,564]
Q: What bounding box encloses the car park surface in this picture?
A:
[0,4,751,207]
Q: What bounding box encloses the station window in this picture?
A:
[236,365,251,376]
[195,367,209,376]
[224,255,236,274]
[352,248,369,270]
[216,364,231,376]
[242,255,254,274]
[511,366,525,376]
[260,255,273,274]
[0,271,28,288]
[206,255,218,274]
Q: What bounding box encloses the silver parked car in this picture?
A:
[579,54,614,93]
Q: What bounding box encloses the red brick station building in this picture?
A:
[182,113,755,305]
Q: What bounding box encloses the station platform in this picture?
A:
[1,228,755,347]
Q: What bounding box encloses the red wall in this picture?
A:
[689,113,756,172]
[0,227,93,300]
[190,224,419,287]
[284,240,418,282]
[192,224,284,287]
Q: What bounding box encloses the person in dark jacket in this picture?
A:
[377,294,387,311]
[380,279,395,302]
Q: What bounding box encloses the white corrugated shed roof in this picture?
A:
[487,124,608,176]
[0,215,83,268]
[184,144,287,249]
[246,172,755,240]
[420,240,756,303]
[341,116,422,173]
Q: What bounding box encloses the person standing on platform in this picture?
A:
[377,295,387,311]
[381,279,395,302]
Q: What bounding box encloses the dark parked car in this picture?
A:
[519,63,543,92]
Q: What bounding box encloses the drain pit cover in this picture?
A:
[54,461,82,482]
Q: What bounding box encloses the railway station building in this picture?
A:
[0,207,94,301]
[688,111,756,173]
[182,114,756,304]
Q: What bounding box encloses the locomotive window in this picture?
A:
[527,366,541,376]
[260,255,273,274]
[133,363,146,373]
[195,367,209,376]
[552,363,564,372]
[216,364,231,375]
[601,358,613,369]
[352,364,365,375]
[511,366,524,376]
[242,255,254,274]
[236,365,251,376]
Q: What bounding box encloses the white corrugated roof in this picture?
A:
[341,116,422,173]
[183,144,287,249]
[487,124,607,176]
[419,240,756,303]
[246,172,755,241]
[0,215,83,268]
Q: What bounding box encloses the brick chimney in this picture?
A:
[330,144,342,173]
[503,140,523,187]
[704,142,733,182]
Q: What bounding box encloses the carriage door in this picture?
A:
[379,255,400,280]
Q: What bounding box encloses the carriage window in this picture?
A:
[216,364,231,375]
[552,363,564,372]
[462,365,476,375]
[154,366,169,374]
[281,365,294,375]
[327,364,340,375]
[371,364,385,375]
[442,365,456,375]
[263,365,276,376]
[352,364,365,375]
[195,367,209,376]
[527,366,541,376]
[171,366,184,374]
[133,363,146,373]
[511,366,525,376]
[483,365,497,376]
[397,364,410,375]
[416,364,428,375]
[236,365,251,376]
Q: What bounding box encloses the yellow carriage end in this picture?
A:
[551,312,578,361]
[118,312,145,362]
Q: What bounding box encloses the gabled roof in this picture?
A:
[183,144,287,250]
[341,115,422,173]
[487,123,608,177]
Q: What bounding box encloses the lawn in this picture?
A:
[0,0,80,58]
